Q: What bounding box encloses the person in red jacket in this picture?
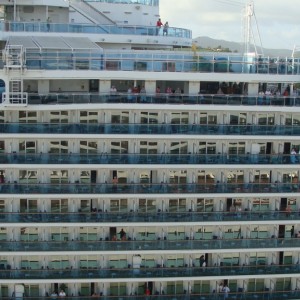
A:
[156,18,163,35]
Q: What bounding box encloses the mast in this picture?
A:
[243,1,253,54]
[243,0,263,56]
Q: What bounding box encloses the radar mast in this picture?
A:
[243,0,263,56]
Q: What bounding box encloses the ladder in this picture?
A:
[2,44,28,106]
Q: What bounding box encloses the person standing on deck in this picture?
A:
[156,18,163,35]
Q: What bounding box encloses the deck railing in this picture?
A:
[24,93,300,106]
[0,152,299,165]
[0,122,300,136]
[22,50,300,74]
[0,182,298,195]
[0,210,298,223]
[0,292,298,300]
[0,21,191,38]
[0,262,299,280]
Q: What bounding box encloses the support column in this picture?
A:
[145,80,156,94]
[247,83,259,96]
[3,78,9,94]
[290,83,294,95]
[99,80,110,93]
[38,80,50,94]
[8,286,14,299]
[188,81,200,95]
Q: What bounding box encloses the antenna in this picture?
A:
[292,45,300,58]
[243,1,253,54]
[242,1,263,56]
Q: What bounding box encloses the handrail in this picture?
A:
[0,237,297,251]
[0,152,299,165]
[20,47,300,74]
[24,93,300,106]
[0,182,298,195]
[1,21,191,38]
[0,263,299,280]
[0,210,297,223]
[0,292,298,300]
[1,122,300,137]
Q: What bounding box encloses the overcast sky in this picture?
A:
[160,0,300,50]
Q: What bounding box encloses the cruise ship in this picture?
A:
[1,0,300,299]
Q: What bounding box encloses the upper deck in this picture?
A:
[0,21,191,39]
[0,0,192,47]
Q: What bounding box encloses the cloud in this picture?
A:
[160,0,300,50]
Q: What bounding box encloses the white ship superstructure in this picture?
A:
[0,0,300,299]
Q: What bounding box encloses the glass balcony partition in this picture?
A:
[0,263,299,281]
[1,152,300,165]
[0,181,299,195]
[0,237,300,253]
[7,44,300,75]
[2,209,300,224]
[23,92,300,107]
[5,21,191,38]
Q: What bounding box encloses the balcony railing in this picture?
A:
[0,210,296,223]
[1,21,191,38]
[0,293,299,300]
[20,48,300,74]
[2,122,300,136]
[0,182,298,195]
[0,263,299,280]
[0,153,299,165]
[0,238,297,252]
[25,93,300,106]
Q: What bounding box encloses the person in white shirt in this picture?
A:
[222,284,230,299]
[291,148,297,163]
[110,86,117,93]
[258,90,264,105]
[265,89,271,104]
[163,22,169,36]
[59,290,66,297]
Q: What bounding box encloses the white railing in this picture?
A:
[2,92,28,106]
[4,44,24,69]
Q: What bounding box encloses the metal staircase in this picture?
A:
[70,0,115,25]
[2,44,28,106]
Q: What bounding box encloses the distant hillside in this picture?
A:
[193,36,293,57]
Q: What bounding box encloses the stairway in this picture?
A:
[70,0,115,25]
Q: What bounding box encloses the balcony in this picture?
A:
[0,263,299,280]
[0,210,298,223]
[1,121,300,136]
[0,238,297,252]
[19,47,300,75]
[0,292,298,300]
[0,182,297,195]
[24,92,300,106]
[0,153,297,165]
